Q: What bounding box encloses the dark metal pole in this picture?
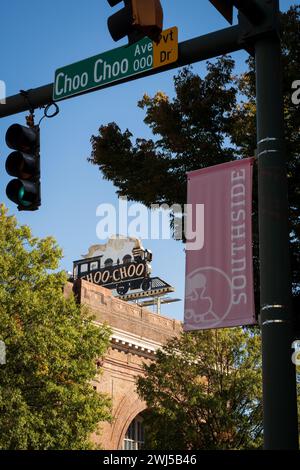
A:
[0,84,54,119]
[233,0,266,25]
[255,16,299,448]
[0,26,240,119]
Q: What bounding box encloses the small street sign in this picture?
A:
[53,27,178,101]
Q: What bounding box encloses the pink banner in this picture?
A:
[184,158,256,331]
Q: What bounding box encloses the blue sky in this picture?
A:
[0,0,293,320]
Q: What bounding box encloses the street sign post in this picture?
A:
[53,26,178,101]
[0,26,240,119]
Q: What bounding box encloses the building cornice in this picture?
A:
[110,328,159,358]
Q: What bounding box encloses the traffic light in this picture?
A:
[5,123,41,211]
[107,0,163,44]
[209,1,278,49]
[209,0,269,26]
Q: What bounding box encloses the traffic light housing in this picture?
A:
[209,0,267,25]
[5,124,41,211]
[209,0,233,24]
[107,0,163,44]
[209,0,279,51]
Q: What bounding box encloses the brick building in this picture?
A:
[72,279,181,450]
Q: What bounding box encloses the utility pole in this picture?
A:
[255,2,299,448]
[211,0,299,449]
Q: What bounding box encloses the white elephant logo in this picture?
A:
[185,267,233,329]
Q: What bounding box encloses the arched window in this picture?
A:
[123,414,145,450]
[123,254,132,264]
[104,258,113,267]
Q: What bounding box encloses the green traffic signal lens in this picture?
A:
[18,185,32,207]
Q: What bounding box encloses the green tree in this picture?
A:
[137,328,262,450]
[88,6,300,311]
[0,205,111,450]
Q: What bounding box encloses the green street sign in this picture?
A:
[53,27,178,101]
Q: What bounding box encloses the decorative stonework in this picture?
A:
[81,236,144,265]
[69,279,182,449]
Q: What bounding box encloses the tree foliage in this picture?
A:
[88,6,300,310]
[89,57,236,207]
[0,205,111,450]
[137,328,262,450]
